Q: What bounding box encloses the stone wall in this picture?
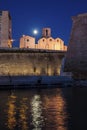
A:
[0,48,65,76]
[64,13,87,79]
[0,11,12,47]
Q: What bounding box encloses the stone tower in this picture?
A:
[0,11,12,48]
[42,28,51,38]
[64,13,87,79]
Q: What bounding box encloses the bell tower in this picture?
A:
[42,28,51,38]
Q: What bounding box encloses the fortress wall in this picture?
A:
[64,13,87,79]
[0,49,65,76]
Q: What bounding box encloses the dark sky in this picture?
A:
[0,0,87,47]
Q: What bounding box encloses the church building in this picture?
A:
[20,28,67,51]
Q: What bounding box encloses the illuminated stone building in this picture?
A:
[20,28,67,51]
[20,35,35,48]
[37,28,67,50]
[0,11,12,48]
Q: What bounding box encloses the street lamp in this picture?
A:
[8,39,14,48]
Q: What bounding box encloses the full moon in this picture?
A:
[33,30,38,34]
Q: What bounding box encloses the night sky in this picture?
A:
[0,0,87,47]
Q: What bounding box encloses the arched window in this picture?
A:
[46,29,48,37]
[43,39,45,42]
[57,39,59,42]
[50,39,52,41]
[27,39,29,42]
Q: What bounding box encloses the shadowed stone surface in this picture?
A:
[64,13,87,79]
[0,48,66,76]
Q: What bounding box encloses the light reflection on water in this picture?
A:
[6,93,17,130]
[42,89,67,130]
[31,95,44,130]
[19,97,28,130]
[3,88,70,130]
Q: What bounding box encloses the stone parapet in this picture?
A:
[0,48,66,76]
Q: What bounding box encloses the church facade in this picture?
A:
[20,28,67,51]
[20,35,35,48]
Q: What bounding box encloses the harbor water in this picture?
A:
[0,86,73,130]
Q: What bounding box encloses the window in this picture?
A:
[50,39,52,41]
[46,29,48,36]
[27,39,29,42]
[57,40,59,42]
[34,67,36,72]
[43,39,45,42]
[0,11,2,16]
[0,17,1,21]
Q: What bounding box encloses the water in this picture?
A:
[0,87,72,130]
[73,87,87,130]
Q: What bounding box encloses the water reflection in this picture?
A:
[19,97,28,130]
[43,89,67,130]
[31,95,44,130]
[4,88,69,130]
[6,93,17,130]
